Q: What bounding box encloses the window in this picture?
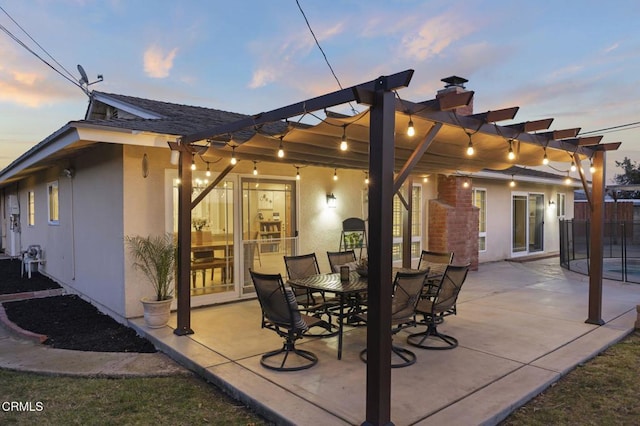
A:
[392,185,422,261]
[47,181,59,224]
[556,193,566,217]
[27,191,35,226]
[473,188,487,252]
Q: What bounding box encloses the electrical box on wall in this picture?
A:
[8,195,19,215]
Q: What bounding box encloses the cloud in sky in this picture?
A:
[143,45,178,78]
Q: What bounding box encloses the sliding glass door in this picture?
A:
[512,192,544,256]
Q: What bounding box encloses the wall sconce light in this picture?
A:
[326,193,337,208]
[548,200,556,208]
[170,150,180,165]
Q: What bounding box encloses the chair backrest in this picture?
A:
[192,249,215,262]
[284,253,320,279]
[418,250,454,276]
[391,269,429,322]
[433,264,469,313]
[327,250,357,272]
[249,270,307,332]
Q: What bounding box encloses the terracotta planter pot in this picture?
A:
[141,297,173,328]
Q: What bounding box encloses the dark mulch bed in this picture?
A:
[0,258,61,294]
[0,259,156,353]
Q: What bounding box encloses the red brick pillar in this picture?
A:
[428,175,479,270]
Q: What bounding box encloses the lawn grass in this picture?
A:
[0,370,269,425]
[502,330,640,425]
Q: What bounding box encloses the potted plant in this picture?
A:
[125,233,176,328]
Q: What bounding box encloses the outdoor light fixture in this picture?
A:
[277,137,285,158]
[510,176,516,187]
[590,159,596,173]
[230,146,237,165]
[565,173,572,185]
[407,117,415,137]
[340,126,348,151]
[542,148,549,165]
[326,193,337,208]
[364,172,369,185]
[253,161,258,176]
[423,176,428,183]
[466,133,474,156]
[570,160,577,172]
[190,158,196,171]
[170,150,180,165]
[462,178,470,188]
[507,140,516,160]
[333,168,338,181]
[549,200,556,208]
[205,162,211,177]
[295,166,300,180]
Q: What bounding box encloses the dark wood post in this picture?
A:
[363,77,396,426]
[586,150,605,325]
[175,146,194,335]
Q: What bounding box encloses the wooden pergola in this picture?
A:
[169,70,620,425]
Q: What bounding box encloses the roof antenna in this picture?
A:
[77,64,104,96]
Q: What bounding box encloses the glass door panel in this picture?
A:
[528,194,544,252]
[512,195,527,253]
[241,179,297,295]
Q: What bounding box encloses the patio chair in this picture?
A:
[417,250,454,299]
[407,264,469,350]
[326,250,366,325]
[356,269,429,368]
[191,249,227,287]
[327,250,357,272]
[284,253,339,337]
[250,270,327,371]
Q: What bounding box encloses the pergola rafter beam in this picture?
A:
[506,118,554,133]
[468,106,519,123]
[536,128,581,139]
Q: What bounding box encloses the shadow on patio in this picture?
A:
[130,258,640,425]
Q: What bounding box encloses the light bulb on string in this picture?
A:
[507,140,515,160]
[542,148,549,165]
[590,159,596,173]
[565,173,572,185]
[570,158,577,172]
[295,167,300,180]
[364,172,369,185]
[190,158,196,171]
[510,175,516,187]
[333,168,338,181]
[230,146,237,165]
[205,162,211,177]
[340,126,348,151]
[277,137,285,158]
[253,161,258,176]
[407,117,415,137]
[466,133,474,156]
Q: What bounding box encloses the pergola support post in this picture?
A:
[586,150,605,325]
[363,77,396,426]
[175,146,194,335]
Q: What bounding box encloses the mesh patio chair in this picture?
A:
[284,253,339,337]
[356,269,429,368]
[326,250,366,325]
[407,264,469,350]
[417,250,454,299]
[250,270,328,371]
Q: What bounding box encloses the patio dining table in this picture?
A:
[288,270,367,360]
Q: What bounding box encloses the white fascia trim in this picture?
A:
[74,123,178,148]
[467,170,583,188]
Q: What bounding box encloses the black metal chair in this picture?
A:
[250,270,327,371]
[407,264,469,350]
[417,250,454,300]
[284,253,339,337]
[326,250,366,325]
[357,269,429,368]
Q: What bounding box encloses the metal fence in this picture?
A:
[559,219,640,283]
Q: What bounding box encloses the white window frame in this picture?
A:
[472,187,487,252]
[47,181,59,225]
[27,191,35,226]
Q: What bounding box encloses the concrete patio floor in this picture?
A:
[130,258,640,425]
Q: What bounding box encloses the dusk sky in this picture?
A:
[1,0,638,182]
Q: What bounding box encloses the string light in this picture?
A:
[542,147,549,165]
[507,140,516,160]
[407,117,415,137]
[190,158,196,171]
[466,133,474,156]
[510,175,516,187]
[253,161,258,176]
[565,172,572,185]
[277,136,285,158]
[230,146,237,165]
[364,172,369,185]
[340,126,348,151]
[205,162,211,177]
[590,159,596,173]
[296,166,300,180]
[333,168,338,181]
[570,156,577,172]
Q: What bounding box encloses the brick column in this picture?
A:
[428,175,479,270]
